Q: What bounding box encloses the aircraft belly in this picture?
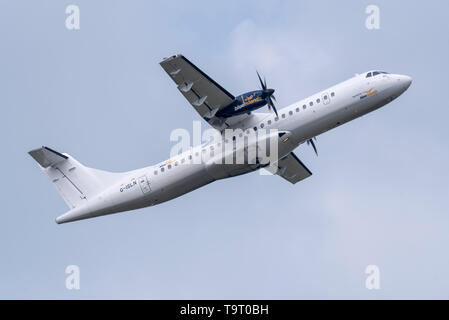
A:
[207,163,258,180]
[154,164,214,204]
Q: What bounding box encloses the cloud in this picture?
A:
[220,18,336,103]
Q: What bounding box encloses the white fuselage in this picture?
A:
[56,72,412,223]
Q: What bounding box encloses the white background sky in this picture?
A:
[0,0,448,299]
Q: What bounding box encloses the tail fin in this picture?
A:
[28,146,122,209]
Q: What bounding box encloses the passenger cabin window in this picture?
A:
[154,170,158,175]
[303,105,306,109]
[161,167,165,172]
[316,98,320,103]
[268,120,272,125]
[296,107,299,112]
[289,111,293,116]
[331,92,335,97]
[281,114,286,118]
[309,102,313,107]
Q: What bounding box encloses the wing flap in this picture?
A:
[276,152,312,184]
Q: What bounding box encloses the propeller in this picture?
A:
[307,137,318,156]
[256,71,278,117]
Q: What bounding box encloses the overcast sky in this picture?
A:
[1,0,448,299]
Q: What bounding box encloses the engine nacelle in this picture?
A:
[216,89,272,118]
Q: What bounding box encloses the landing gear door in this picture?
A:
[138,175,151,194]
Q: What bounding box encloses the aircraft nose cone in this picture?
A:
[404,75,412,89]
[397,74,412,90]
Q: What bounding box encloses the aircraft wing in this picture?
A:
[160,54,239,130]
[275,152,312,184]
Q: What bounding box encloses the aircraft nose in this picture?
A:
[397,74,412,90]
[403,75,412,88]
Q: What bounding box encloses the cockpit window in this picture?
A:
[368,71,389,78]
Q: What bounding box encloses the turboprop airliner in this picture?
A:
[29,54,412,224]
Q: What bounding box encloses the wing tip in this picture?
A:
[160,54,183,63]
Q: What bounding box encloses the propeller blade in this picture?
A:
[256,71,277,116]
[271,94,276,102]
[307,138,318,156]
[256,71,265,90]
[268,96,278,117]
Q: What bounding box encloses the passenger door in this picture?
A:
[138,175,151,194]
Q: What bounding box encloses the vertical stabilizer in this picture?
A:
[29,146,122,209]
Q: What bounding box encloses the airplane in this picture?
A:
[28,54,412,224]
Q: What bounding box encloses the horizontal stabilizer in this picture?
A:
[28,146,68,168]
